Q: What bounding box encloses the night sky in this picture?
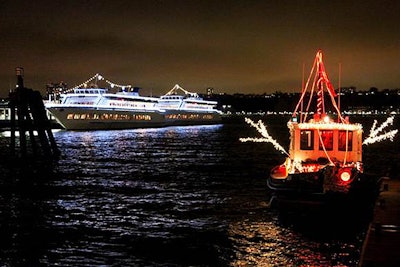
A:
[1,0,399,97]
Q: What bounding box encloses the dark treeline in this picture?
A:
[205,88,400,113]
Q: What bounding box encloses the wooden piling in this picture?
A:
[8,67,60,158]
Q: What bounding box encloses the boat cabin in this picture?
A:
[288,115,363,167]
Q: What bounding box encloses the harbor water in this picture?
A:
[0,115,398,266]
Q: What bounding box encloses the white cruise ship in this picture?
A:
[45,87,166,130]
[45,74,222,130]
[45,74,165,130]
[158,84,222,126]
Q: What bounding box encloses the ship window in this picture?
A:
[338,130,353,151]
[300,130,314,150]
[319,130,333,151]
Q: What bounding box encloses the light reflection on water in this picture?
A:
[0,117,397,266]
[228,214,364,267]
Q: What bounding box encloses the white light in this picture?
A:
[340,171,351,182]
[239,118,289,155]
[68,73,132,92]
[292,121,362,131]
[363,116,398,145]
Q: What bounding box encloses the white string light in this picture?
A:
[165,84,199,97]
[292,121,363,131]
[104,79,131,91]
[239,117,289,155]
[63,73,132,93]
[363,116,398,145]
[369,116,394,138]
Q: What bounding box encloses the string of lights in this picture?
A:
[239,117,289,155]
[370,116,394,138]
[63,73,132,93]
[165,84,199,97]
[363,116,398,145]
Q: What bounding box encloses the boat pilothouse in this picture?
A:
[268,50,367,197]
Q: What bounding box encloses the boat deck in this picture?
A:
[359,177,400,266]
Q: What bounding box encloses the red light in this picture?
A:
[271,165,288,179]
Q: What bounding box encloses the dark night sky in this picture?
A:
[1,0,399,97]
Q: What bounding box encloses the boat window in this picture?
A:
[300,130,314,150]
[319,130,333,151]
[338,130,353,151]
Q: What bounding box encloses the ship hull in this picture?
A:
[164,110,222,126]
[47,107,222,130]
[47,107,166,130]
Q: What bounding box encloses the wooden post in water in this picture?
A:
[8,67,60,158]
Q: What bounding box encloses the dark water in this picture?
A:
[0,115,398,266]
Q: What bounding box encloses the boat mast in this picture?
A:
[315,50,338,119]
[292,50,342,122]
[316,54,325,116]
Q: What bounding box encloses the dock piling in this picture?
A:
[8,67,60,158]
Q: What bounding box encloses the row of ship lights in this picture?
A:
[63,73,132,94]
[61,74,193,96]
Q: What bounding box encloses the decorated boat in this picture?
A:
[241,50,397,203]
[268,50,365,197]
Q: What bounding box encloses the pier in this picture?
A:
[359,177,400,266]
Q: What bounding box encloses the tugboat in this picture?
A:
[267,50,378,203]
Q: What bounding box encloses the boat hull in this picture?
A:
[46,107,166,130]
[267,169,381,205]
[268,171,325,195]
[267,181,381,216]
[267,167,379,197]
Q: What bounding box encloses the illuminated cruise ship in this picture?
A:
[45,74,222,130]
[158,84,222,126]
